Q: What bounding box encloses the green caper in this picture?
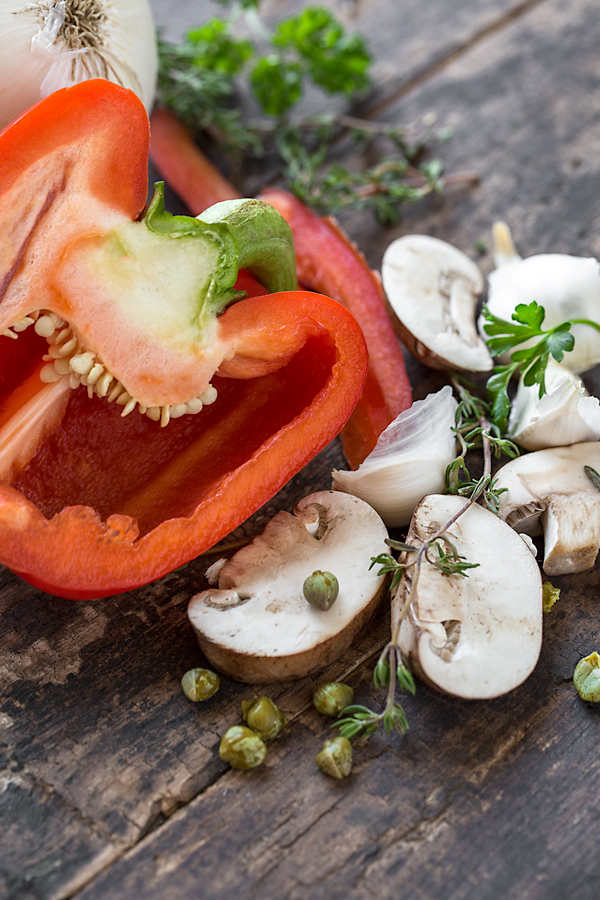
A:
[181,668,220,702]
[315,736,352,779]
[574,651,600,702]
[313,682,354,717]
[303,570,339,610]
[219,725,268,770]
[242,696,287,740]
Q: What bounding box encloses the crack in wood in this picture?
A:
[358,0,551,119]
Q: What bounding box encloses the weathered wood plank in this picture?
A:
[3,0,600,897]
[150,0,542,98]
[70,575,600,900]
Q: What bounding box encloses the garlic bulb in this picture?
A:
[332,386,458,527]
[484,222,600,373]
[0,0,157,131]
[508,357,600,451]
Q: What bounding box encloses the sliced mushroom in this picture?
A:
[188,492,389,683]
[395,494,543,699]
[381,235,492,372]
[495,442,600,575]
[508,358,600,451]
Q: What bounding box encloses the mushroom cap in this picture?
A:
[396,494,543,699]
[188,492,389,683]
[495,442,600,575]
[381,235,492,372]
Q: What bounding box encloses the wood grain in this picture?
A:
[3,0,600,898]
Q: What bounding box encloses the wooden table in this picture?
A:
[3,1,600,897]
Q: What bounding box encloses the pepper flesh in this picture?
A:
[149,107,412,467]
[0,81,368,599]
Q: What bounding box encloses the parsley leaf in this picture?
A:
[272,7,370,97]
[480,301,598,430]
[250,56,303,116]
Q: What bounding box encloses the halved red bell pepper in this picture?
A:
[0,80,368,599]
[150,107,412,468]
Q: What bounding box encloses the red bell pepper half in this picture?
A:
[150,108,412,468]
[0,80,368,599]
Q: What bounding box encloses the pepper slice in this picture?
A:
[150,107,413,467]
[0,80,368,599]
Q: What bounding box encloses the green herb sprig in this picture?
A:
[334,376,522,743]
[481,301,600,432]
[157,1,464,221]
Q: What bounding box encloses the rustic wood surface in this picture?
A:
[2,1,600,898]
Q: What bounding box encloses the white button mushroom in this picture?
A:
[382,235,492,372]
[495,442,600,575]
[395,494,543,699]
[187,492,389,683]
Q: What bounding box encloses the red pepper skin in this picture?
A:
[1,79,148,217]
[259,190,412,467]
[0,291,367,600]
[149,111,413,468]
[150,107,239,212]
[0,83,368,599]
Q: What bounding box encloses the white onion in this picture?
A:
[332,386,458,527]
[0,0,158,131]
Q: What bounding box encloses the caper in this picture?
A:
[219,725,268,770]
[242,696,287,740]
[315,736,352,779]
[181,667,220,702]
[574,651,600,702]
[303,570,339,610]
[313,682,354,717]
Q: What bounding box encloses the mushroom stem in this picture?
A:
[492,221,520,267]
[390,414,494,647]
[447,275,481,345]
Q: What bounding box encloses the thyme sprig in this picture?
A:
[335,377,523,742]
[156,1,461,221]
[336,487,484,740]
[446,375,519,510]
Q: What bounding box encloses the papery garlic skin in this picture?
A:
[0,0,157,131]
[508,358,600,451]
[332,385,458,527]
[485,250,600,374]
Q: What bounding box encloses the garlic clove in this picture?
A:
[508,358,600,450]
[382,234,492,372]
[332,385,458,527]
[484,222,600,373]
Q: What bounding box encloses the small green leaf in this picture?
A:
[584,465,600,490]
[512,300,545,330]
[250,55,303,116]
[397,665,416,695]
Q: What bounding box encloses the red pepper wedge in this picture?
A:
[150,108,412,468]
[258,189,412,466]
[0,81,368,599]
